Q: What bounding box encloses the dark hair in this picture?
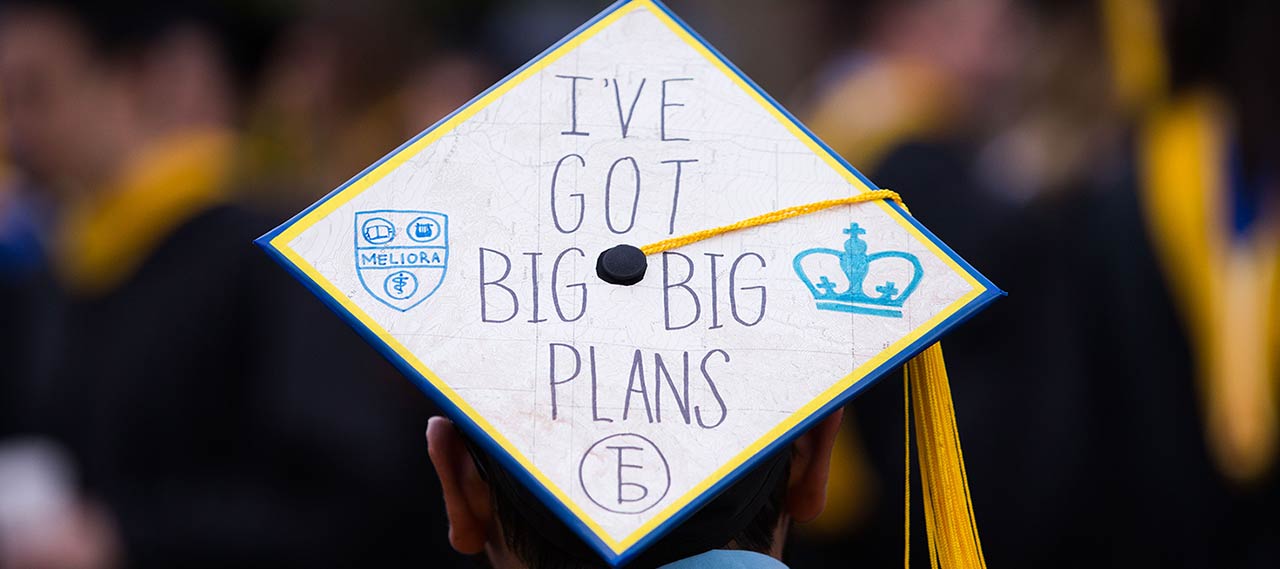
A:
[467,439,792,569]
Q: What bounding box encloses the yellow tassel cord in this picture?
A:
[641,192,986,568]
[639,189,906,255]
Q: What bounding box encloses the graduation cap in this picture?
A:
[257,1,1001,566]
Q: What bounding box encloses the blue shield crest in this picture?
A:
[354,210,448,311]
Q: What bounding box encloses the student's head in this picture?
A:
[425,410,843,569]
[0,0,272,197]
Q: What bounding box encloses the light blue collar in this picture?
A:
[657,550,789,569]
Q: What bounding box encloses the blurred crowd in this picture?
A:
[0,0,1276,568]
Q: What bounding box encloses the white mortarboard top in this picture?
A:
[258,1,1002,566]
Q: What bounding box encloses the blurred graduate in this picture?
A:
[1062,0,1280,566]
[796,2,1107,566]
[0,1,458,567]
[812,0,1280,566]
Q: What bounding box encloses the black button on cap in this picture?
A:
[596,244,647,286]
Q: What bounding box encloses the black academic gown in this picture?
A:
[827,135,1280,569]
[0,267,57,438]
[30,204,462,569]
[876,141,1105,569]
[786,139,1105,569]
[0,207,57,439]
[1066,147,1280,569]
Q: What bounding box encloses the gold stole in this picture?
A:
[55,129,235,295]
[1140,92,1280,483]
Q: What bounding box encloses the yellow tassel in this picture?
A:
[905,342,986,569]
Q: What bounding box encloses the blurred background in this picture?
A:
[0,0,1276,567]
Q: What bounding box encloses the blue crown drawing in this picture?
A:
[793,223,924,318]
